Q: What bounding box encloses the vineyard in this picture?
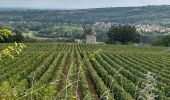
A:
[0,43,170,100]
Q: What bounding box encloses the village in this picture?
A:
[94,22,170,33]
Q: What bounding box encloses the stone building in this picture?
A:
[83,26,96,44]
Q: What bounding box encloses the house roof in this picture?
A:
[87,27,96,36]
[84,26,96,36]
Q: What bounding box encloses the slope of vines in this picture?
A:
[0,43,169,100]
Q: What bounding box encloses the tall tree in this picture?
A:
[106,25,140,44]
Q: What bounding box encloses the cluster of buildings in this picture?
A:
[135,24,170,33]
[93,22,113,30]
[94,22,170,33]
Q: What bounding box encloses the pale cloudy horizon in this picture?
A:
[0,0,170,9]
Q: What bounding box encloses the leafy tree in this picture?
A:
[0,28,26,60]
[106,25,141,44]
[152,35,170,47]
[0,29,13,41]
[0,29,25,43]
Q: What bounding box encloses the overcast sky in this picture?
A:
[0,0,170,9]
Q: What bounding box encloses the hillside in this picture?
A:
[1,5,170,25]
[0,43,170,99]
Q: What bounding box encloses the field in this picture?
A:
[0,43,170,100]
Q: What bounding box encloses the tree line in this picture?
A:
[1,24,170,47]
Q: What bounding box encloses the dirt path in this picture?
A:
[77,84,83,100]
[74,60,83,100]
[49,54,63,82]
[56,57,72,99]
[85,68,99,100]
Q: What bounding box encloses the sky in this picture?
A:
[0,0,170,9]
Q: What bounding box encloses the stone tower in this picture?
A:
[83,25,96,44]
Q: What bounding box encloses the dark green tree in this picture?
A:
[152,35,170,47]
[0,29,24,43]
[106,25,140,44]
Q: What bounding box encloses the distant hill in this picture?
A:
[1,5,170,25]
